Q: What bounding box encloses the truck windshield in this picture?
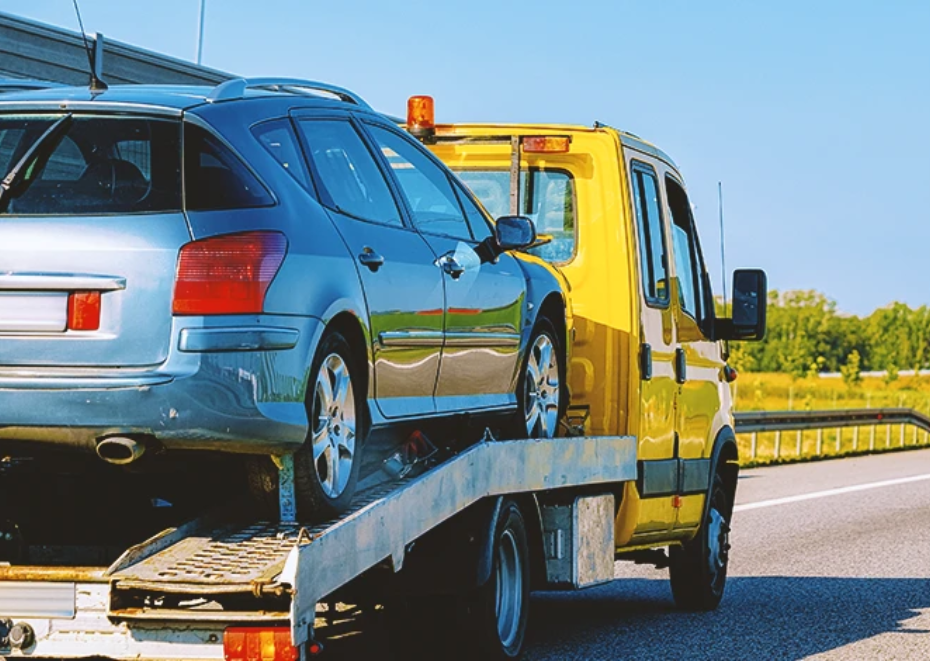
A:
[0,114,181,215]
[455,168,576,263]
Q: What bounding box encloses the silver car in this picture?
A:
[0,78,569,519]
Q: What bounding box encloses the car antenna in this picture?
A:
[718,181,727,318]
[72,0,108,92]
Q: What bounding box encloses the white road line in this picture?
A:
[733,473,930,512]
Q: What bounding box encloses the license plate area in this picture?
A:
[0,581,76,618]
[0,292,68,332]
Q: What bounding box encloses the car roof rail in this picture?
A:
[207,77,372,108]
[0,78,64,93]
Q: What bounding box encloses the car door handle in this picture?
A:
[436,254,466,280]
[675,347,687,384]
[358,248,384,272]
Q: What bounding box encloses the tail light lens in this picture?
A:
[223,627,298,661]
[173,231,287,315]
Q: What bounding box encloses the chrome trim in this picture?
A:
[444,332,521,347]
[178,327,299,352]
[0,273,126,291]
[379,330,444,347]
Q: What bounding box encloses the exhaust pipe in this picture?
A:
[96,436,146,465]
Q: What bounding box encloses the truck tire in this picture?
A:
[507,317,565,439]
[668,472,731,611]
[246,331,365,522]
[461,498,531,659]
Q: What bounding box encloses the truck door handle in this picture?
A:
[675,347,687,384]
[640,343,653,381]
[358,248,384,272]
[436,254,466,280]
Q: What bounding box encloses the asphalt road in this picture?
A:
[321,448,930,660]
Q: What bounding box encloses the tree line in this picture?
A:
[724,290,930,383]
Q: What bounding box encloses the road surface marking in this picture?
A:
[734,473,930,512]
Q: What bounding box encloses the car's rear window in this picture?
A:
[0,114,181,215]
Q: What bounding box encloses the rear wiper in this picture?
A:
[0,113,74,213]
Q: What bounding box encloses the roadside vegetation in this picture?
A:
[725,290,930,466]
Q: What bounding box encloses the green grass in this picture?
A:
[733,372,930,467]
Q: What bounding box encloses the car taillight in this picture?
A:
[223,627,299,661]
[173,231,287,315]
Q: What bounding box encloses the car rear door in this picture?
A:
[363,122,526,414]
[0,113,189,369]
[293,114,444,419]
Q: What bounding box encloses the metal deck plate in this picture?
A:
[111,522,302,588]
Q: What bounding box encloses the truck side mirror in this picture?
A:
[494,215,536,251]
[727,269,767,341]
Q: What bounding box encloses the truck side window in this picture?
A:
[630,163,669,306]
[665,176,709,330]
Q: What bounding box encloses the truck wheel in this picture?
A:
[462,499,530,659]
[508,318,564,439]
[246,331,365,522]
[668,473,731,611]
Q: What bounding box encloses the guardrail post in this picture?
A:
[900,424,905,447]
[773,431,781,459]
[835,427,841,453]
[816,428,823,455]
[885,425,891,448]
[853,426,859,451]
[796,429,802,456]
[913,424,918,446]
[870,425,876,450]
[751,432,758,459]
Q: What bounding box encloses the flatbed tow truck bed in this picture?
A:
[1,434,635,659]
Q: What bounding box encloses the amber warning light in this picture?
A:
[522,136,571,153]
[407,95,435,141]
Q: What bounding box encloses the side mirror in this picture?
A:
[725,269,767,341]
[494,215,536,251]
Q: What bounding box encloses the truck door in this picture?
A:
[663,173,723,529]
[627,159,678,534]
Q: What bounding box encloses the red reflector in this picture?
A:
[522,136,570,153]
[173,231,287,315]
[224,627,298,661]
[67,291,101,331]
[672,495,682,509]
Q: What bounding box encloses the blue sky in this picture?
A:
[4,0,928,315]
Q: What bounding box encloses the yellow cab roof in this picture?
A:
[431,122,679,171]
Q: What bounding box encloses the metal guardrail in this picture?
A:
[733,408,930,461]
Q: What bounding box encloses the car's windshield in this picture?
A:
[0,114,181,215]
[455,168,576,263]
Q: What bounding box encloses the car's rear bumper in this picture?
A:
[0,315,324,455]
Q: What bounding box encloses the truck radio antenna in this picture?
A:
[71,0,108,92]
[718,181,727,317]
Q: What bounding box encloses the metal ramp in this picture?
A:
[105,435,636,644]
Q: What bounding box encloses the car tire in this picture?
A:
[246,331,366,522]
[668,472,731,611]
[506,317,565,439]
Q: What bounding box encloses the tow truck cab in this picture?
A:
[417,106,767,551]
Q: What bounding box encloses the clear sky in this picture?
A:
[4,0,928,316]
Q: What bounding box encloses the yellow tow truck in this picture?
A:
[409,95,767,610]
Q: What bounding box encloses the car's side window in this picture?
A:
[251,119,311,189]
[665,175,709,331]
[297,119,402,227]
[185,124,274,211]
[630,162,670,306]
[366,125,472,241]
[453,182,493,242]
